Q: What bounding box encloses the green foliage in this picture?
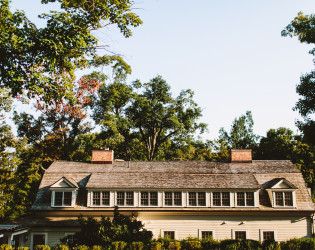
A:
[0,245,13,250]
[131,242,144,250]
[16,248,29,250]
[111,241,127,250]
[150,242,162,250]
[93,76,207,161]
[180,240,201,249]
[262,240,281,250]
[34,246,51,250]
[281,238,315,250]
[73,246,89,250]
[54,245,69,250]
[65,207,152,247]
[91,246,102,250]
[168,241,181,250]
[200,238,220,250]
[0,0,141,104]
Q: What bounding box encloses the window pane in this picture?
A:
[222,192,230,206]
[284,192,293,206]
[93,192,101,206]
[213,192,221,206]
[263,231,274,241]
[235,231,246,240]
[237,192,245,206]
[189,192,197,206]
[55,192,62,206]
[164,231,175,240]
[117,192,125,205]
[64,192,72,206]
[165,192,173,206]
[102,191,110,206]
[174,192,182,206]
[141,192,149,206]
[201,231,213,240]
[150,192,158,206]
[198,192,206,206]
[275,192,283,206]
[126,192,134,206]
[246,192,254,206]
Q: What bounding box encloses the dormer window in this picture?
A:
[50,177,78,207]
[265,178,297,208]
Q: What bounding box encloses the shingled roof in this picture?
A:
[31,160,314,211]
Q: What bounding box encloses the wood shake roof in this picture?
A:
[31,160,314,211]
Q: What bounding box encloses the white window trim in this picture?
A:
[272,191,296,208]
[232,229,248,240]
[211,191,232,207]
[198,229,215,239]
[235,192,255,207]
[186,192,207,207]
[90,191,111,207]
[163,191,183,207]
[115,191,135,206]
[31,233,48,250]
[161,229,177,240]
[51,190,75,207]
[259,229,277,241]
[138,191,159,207]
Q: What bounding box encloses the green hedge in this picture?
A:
[111,242,127,250]
[0,245,13,250]
[54,245,69,250]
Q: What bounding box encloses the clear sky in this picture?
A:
[10,0,315,140]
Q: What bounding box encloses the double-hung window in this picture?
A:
[141,192,158,206]
[274,191,293,206]
[188,192,206,206]
[54,191,73,206]
[236,192,254,206]
[212,192,230,206]
[164,192,182,206]
[116,191,134,206]
[92,191,110,206]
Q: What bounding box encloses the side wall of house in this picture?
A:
[138,213,313,241]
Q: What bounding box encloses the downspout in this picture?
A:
[312,212,314,238]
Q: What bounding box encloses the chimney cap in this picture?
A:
[231,149,252,163]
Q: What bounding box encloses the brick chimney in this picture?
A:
[231,149,252,163]
[91,150,114,164]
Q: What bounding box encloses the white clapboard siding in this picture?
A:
[138,213,311,241]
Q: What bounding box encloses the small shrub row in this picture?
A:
[1,237,314,250]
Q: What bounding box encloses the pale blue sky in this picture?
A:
[10,0,315,140]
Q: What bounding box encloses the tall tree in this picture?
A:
[93,76,207,161]
[282,12,315,145]
[218,111,259,150]
[0,0,141,104]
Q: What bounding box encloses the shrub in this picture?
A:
[181,240,201,249]
[111,241,127,250]
[168,241,180,250]
[0,245,13,250]
[262,239,280,250]
[156,237,170,249]
[34,245,51,250]
[54,245,69,250]
[131,242,144,250]
[150,242,162,250]
[281,238,315,250]
[73,245,89,250]
[91,246,102,250]
[17,247,29,250]
[200,238,220,250]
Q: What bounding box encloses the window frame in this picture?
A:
[273,191,294,207]
[161,230,176,240]
[235,192,255,207]
[115,191,135,206]
[163,191,182,207]
[187,192,207,207]
[140,191,158,207]
[198,229,215,240]
[259,230,276,241]
[91,191,111,207]
[232,230,248,240]
[211,192,231,207]
[51,190,75,207]
[31,233,48,250]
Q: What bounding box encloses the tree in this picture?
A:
[0,0,141,104]
[93,76,207,161]
[218,111,259,151]
[62,207,152,247]
[282,12,315,145]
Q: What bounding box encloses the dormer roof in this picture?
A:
[50,176,79,188]
[265,178,297,190]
